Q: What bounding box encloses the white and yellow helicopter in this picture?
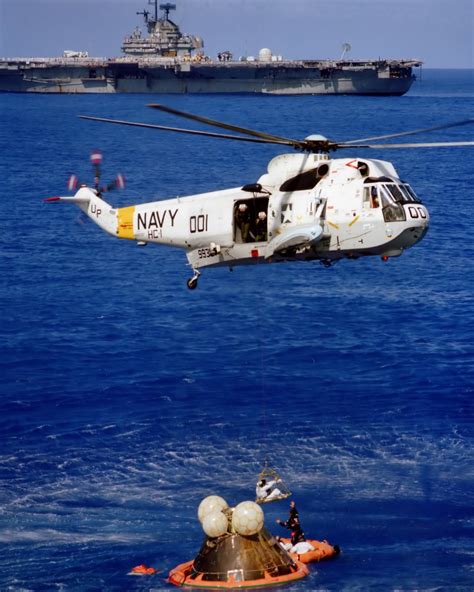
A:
[46,105,474,289]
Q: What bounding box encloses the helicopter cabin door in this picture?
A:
[234,196,270,244]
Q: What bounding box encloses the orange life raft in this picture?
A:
[128,564,157,575]
[280,539,340,564]
[168,559,309,589]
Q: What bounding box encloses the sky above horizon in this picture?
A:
[0,0,472,68]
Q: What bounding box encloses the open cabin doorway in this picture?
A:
[234,197,270,244]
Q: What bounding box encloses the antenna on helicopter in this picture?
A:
[340,43,351,60]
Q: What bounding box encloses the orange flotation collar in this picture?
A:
[169,559,308,588]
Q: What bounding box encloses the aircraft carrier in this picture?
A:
[0,1,421,95]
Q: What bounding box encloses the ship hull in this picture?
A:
[0,60,416,95]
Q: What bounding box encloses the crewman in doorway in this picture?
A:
[235,203,251,242]
[255,211,267,242]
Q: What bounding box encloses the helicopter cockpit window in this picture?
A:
[379,187,406,222]
[279,168,322,192]
[363,186,380,208]
[398,185,414,202]
[385,184,405,202]
[385,183,421,205]
[404,184,421,203]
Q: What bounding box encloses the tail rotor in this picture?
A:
[90,149,103,191]
[104,172,126,193]
[66,150,126,196]
[63,151,125,227]
[67,174,79,192]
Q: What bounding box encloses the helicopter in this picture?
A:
[45,105,474,289]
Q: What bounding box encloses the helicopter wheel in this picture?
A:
[187,277,198,290]
[187,269,200,290]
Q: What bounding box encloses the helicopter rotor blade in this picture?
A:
[337,141,474,149]
[148,103,302,145]
[79,114,474,154]
[79,115,296,147]
[343,119,474,144]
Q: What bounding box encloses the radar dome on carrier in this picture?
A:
[258,48,272,62]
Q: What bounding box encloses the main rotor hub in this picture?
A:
[304,134,328,142]
[300,134,339,153]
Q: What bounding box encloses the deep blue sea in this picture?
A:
[1,69,473,591]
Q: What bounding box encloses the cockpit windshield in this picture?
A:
[363,177,421,204]
[364,180,422,221]
[403,184,421,203]
[384,183,421,204]
[379,187,405,222]
[385,184,405,202]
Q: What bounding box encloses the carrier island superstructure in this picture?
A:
[0,1,421,95]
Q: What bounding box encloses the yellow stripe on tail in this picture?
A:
[117,206,135,239]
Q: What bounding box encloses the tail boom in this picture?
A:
[45,187,118,237]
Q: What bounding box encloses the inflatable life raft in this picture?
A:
[169,558,308,589]
[128,564,157,576]
[280,538,341,564]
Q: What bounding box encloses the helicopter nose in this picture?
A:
[395,204,429,249]
[407,224,429,246]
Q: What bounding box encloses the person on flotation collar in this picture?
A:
[277,527,309,552]
[276,500,301,530]
[290,537,315,555]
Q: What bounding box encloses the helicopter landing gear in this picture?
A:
[187,269,201,290]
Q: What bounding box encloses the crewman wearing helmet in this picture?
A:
[235,203,251,242]
[255,211,267,242]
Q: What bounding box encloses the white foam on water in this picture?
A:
[0,528,153,544]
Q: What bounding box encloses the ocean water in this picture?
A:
[1,69,473,591]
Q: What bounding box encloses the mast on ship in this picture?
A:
[122,0,203,58]
[137,1,171,34]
